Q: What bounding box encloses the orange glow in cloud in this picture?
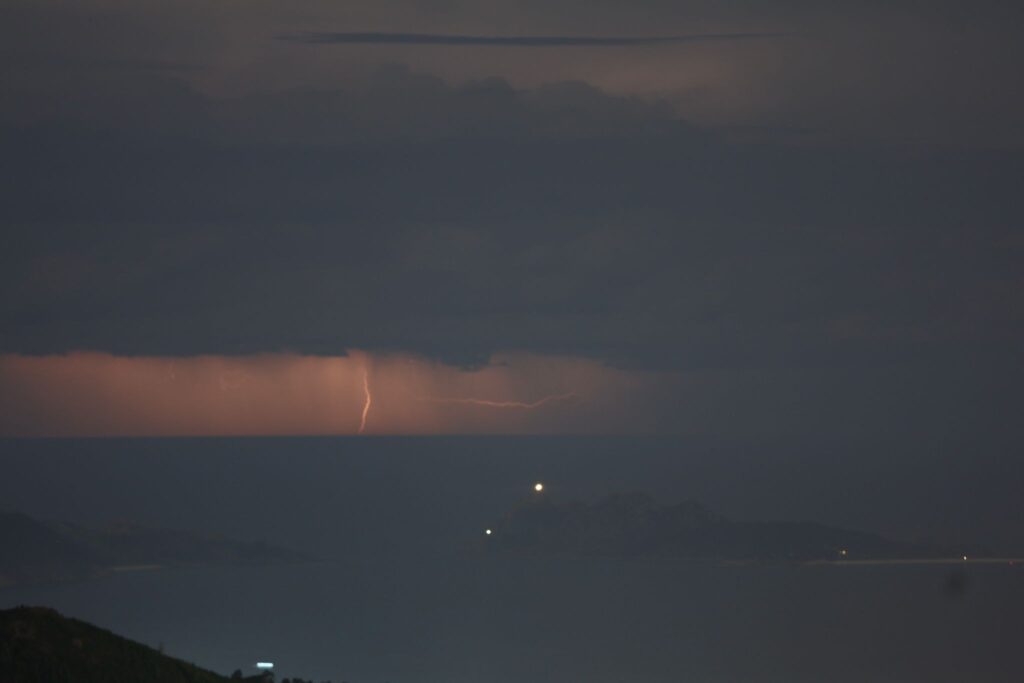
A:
[0,351,656,437]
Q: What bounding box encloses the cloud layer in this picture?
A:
[1,0,1022,441]
[278,31,782,47]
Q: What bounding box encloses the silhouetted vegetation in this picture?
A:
[0,606,233,683]
[0,607,333,683]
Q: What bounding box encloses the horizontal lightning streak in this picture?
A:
[419,392,579,409]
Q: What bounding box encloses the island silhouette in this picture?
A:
[483,492,990,563]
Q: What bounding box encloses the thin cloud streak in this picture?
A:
[277,31,784,48]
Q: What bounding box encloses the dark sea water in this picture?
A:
[2,436,1023,682]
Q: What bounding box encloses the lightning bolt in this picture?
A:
[419,392,579,409]
[358,367,372,434]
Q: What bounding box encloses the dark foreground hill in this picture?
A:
[0,510,310,588]
[0,606,243,683]
[486,492,976,562]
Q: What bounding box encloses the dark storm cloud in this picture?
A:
[2,66,1020,371]
[0,51,205,72]
[278,31,783,47]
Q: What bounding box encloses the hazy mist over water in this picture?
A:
[2,436,1023,681]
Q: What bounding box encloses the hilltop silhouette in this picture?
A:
[0,510,310,588]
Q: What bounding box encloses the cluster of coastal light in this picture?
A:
[836,548,973,562]
[482,491,990,566]
[831,548,974,565]
[485,482,545,536]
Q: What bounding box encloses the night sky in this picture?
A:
[2,0,1022,438]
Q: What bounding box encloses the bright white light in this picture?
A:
[485,528,492,535]
[256,663,274,669]
[534,482,544,492]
